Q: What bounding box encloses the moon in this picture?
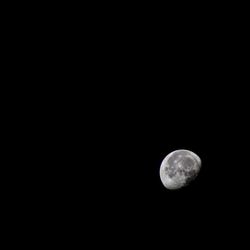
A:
[159,149,202,190]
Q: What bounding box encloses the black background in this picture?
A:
[9,4,249,247]
[62,40,248,246]
[75,14,248,246]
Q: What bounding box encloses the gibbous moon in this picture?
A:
[160,149,202,190]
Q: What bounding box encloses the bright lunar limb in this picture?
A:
[160,149,202,190]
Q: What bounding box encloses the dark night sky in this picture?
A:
[18,10,248,246]
[71,69,248,245]
[50,33,248,245]
[6,3,250,247]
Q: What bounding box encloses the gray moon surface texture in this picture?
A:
[160,149,202,190]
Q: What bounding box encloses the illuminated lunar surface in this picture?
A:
[159,149,202,190]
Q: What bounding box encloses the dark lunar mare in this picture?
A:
[165,164,177,178]
[184,169,198,185]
